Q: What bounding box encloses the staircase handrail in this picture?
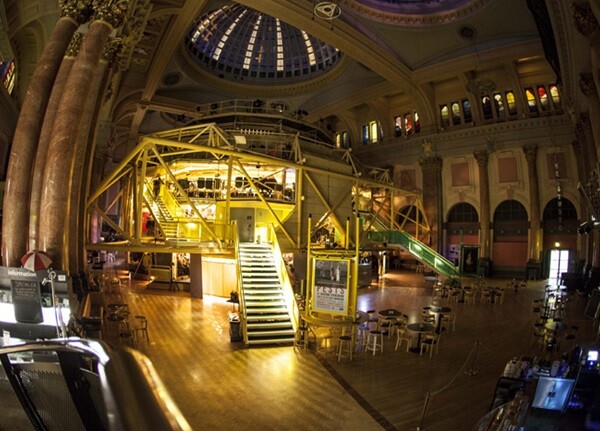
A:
[267,223,299,331]
[232,221,249,345]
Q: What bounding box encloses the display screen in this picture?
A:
[532,377,575,411]
[587,350,598,362]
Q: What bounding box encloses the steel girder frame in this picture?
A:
[358,186,431,245]
[85,123,429,254]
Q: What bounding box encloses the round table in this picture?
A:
[378,308,402,318]
[406,322,435,353]
[545,321,566,332]
[428,306,452,333]
[378,309,402,335]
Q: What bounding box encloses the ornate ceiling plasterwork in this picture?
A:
[338,0,491,26]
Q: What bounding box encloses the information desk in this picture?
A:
[0,302,70,340]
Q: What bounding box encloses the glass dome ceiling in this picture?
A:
[184,4,342,85]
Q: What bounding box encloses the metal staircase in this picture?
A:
[238,242,295,346]
[152,197,178,237]
[144,191,178,237]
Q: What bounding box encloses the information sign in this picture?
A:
[312,258,349,314]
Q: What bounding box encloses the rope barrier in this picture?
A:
[415,340,480,430]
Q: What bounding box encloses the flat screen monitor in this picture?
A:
[532,377,575,411]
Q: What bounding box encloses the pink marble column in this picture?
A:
[523,145,542,277]
[68,54,110,274]
[474,150,491,275]
[29,33,82,252]
[38,4,128,270]
[419,157,443,251]
[1,3,92,267]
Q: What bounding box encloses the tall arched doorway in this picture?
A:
[492,200,528,277]
[445,202,479,266]
[542,197,578,282]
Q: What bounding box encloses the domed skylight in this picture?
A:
[184,4,342,85]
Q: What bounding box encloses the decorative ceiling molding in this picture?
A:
[0,0,15,60]
[338,0,491,26]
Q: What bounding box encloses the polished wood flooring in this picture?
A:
[108,266,599,431]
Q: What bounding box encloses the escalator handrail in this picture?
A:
[0,338,192,431]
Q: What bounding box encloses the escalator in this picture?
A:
[0,339,191,431]
[366,230,459,279]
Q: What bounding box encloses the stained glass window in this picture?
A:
[506,91,517,116]
[0,59,16,95]
[440,105,450,128]
[525,87,539,114]
[538,85,549,111]
[462,99,472,123]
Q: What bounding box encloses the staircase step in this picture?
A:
[246,307,291,314]
[246,314,291,322]
[246,300,287,307]
[247,321,293,330]
[246,329,295,337]
[244,294,284,300]
[246,338,294,346]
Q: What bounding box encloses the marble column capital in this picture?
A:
[419,156,442,172]
[572,1,600,41]
[579,72,598,98]
[66,32,84,58]
[59,0,94,25]
[101,38,124,67]
[522,144,537,163]
[92,0,130,29]
[473,150,489,167]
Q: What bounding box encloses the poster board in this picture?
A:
[585,289,600,319]
[460,245,479,274]
[312,258,349,315]
[9,270,43,324]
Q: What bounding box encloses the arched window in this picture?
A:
[493,93,504,117]
[543,197,577,234]
[506,91,517,116]
[538,85,549,111]
[493,200,528,237]
[482,96,493,120]
[446,202,479,235]
[525,87,539,114]
[462,99,472,123]
[404,113,413,135]
[0,59,16,95]
[447,203,479,222]
[451,102,461,125]
[549,84,561,109]
[394,116,402,137]
[413,112,420,132]
[440,105,450,128]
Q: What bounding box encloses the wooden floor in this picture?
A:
[109,266,598,431]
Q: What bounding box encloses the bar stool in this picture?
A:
[294,325,310,351]
[379,316,396,338]
[134,315,149,342]
[365,330,384,356]
[119,321,136,347]
[366,310,379,331]
[354,323,369,352]
[337,335,353,362]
